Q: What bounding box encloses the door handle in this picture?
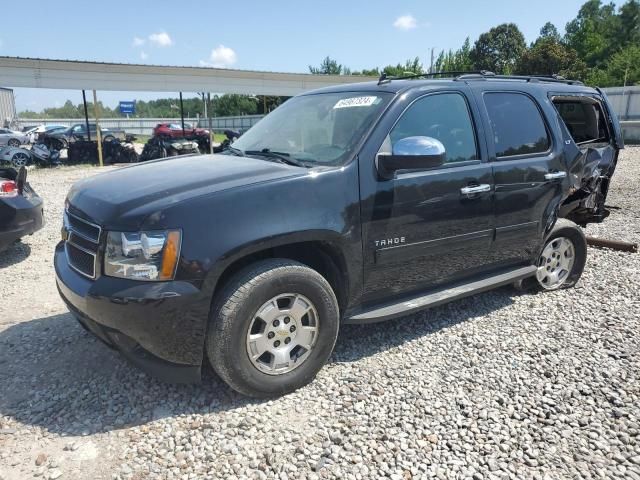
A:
[460,184,491,195]
[544,171,567,180]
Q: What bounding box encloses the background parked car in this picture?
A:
[26,124,68,143]
[153,122,209,138]
[0,128,30,147]
[0,146,32,168]
[44,123,123,149]
[0,166,44,251]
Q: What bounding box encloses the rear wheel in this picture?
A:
[206,259,339,398]
[517,219,587,291]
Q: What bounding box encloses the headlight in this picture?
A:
[104,230,181,281]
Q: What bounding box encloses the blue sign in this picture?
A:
[119,101,136,115]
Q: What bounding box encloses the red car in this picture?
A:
[153,123,209,138]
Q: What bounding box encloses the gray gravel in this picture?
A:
[1,150,639,480]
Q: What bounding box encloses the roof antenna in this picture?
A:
[378,72,389,85]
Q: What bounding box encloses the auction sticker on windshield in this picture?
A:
[333,96,379,109]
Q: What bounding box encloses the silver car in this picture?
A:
[0,146,32,167]
[0,128,30,147]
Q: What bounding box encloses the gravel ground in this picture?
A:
[1,150,639,480]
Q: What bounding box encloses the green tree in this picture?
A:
[434,38,473,72]
[539,22,561,41]
[601,44,640,86]
[617,0,640,46]
[516,37,587,79]
[470,23,526,74]
[309,56,348,75]
[564,0,619,68]
[381,57,423,77]
[212,94,258,116]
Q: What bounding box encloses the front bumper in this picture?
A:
[54,242,210,383]
[0,192,44,251]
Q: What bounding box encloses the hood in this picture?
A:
[67,154,304,228]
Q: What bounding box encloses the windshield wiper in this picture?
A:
[224,145,245,156]
[244,149,307,167]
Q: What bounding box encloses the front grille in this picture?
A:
[66,243,96,277]
[64,210,101,279]
[66,212,101,242]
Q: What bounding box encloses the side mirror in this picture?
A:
[377,136,446,179]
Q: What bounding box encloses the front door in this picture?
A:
[359,89,495,305]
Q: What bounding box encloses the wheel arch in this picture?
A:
[207,232,351,315]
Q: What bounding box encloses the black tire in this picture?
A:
[206,259,339,398]
[7,138,20,147]
[516,218,587,292]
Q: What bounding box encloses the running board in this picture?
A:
[346,265,536,324]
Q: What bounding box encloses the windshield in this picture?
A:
[232,92,392,166]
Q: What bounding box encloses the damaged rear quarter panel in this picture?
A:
[549,92,622,225]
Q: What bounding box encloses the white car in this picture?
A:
[0,146,32,168]
[24,124,68,143]
[0,128,30,147]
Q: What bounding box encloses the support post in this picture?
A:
[92,90,103,167]
[82,90,91,142]
[179,92,185,137]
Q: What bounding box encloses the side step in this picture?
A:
[345,265,536,324]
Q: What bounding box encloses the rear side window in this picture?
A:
[484,92,550,158]
[389,92,478,164]
[552,98,609,145]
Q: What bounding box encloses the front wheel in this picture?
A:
[7,138,21,147]
[206,259,339,398]
[11,152,30,168]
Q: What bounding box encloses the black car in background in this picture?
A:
[0,167,44,251]
[43,123,124,149]
[55,72,622,397]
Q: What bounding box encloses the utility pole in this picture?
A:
[92,90,103,167]
[429,47,435,74]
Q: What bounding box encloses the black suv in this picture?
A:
[55,73,623,397]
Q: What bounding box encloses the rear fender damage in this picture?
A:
[559,139,618,226]
[552,94,621,227]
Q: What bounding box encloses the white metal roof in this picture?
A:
[0,57,377,95]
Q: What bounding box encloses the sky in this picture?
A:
[2,0,589,113]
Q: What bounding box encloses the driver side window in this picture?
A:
[388,92,478,164]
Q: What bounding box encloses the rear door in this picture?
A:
[471,86,568,267]
[358,87,495,304]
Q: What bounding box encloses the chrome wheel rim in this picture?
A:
[8,139,20,147]
[246,293,319,375]
[12,152,29,167]
[536,237,575,290]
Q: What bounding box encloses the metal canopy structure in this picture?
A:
[0,56,377,95]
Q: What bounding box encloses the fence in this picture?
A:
[603,86,640,144]
[602,86,640,121]
[16,115,265,136]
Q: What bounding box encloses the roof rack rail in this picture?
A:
[378,70,583,86]
[377,70,495,85]
[458,72,584,85]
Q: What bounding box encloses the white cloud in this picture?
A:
[140,51,148,60]
[393,15,417,30]
[132,36,145,47]
[148,32,173,47]
[199,45,237,68]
